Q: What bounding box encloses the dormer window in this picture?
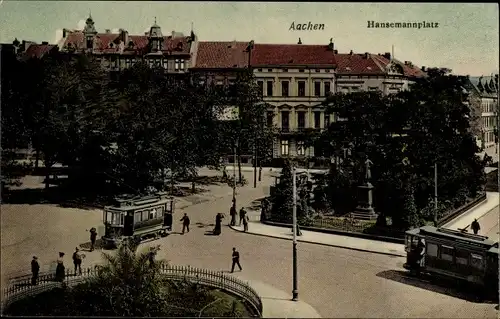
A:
[109,43,114,48]
[128,41,134,48]
[86,36,93,49]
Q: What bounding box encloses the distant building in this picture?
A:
[467,75,499,150]
[56,15,197,78]
[194,38,425,164]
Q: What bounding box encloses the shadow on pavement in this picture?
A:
[377,270,497,304]
[79,240,104,252]
[204,231,219,236]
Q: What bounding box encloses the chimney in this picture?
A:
[383,52,391,60]
[349,50,353,55]
[63,28,68,38]
[105,29,110,34]
[364,52,370,59]
[145,31,149,36]
[334,49,338,54]
[120,29,129,45]
[297,38,302,45]
[327,38,334,51]
[42,41,49,45]
[421,66,426,71]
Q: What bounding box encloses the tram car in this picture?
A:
[101,192,175,248]
[404,225,498,297]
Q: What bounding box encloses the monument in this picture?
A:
[352,158,378,220]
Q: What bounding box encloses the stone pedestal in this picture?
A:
[353,182,378,220]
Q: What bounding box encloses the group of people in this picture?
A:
[30,247,86,285]
[230,204,249,232]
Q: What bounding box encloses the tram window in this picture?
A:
[470,253,484,269]
[149,209,156,219]
[134,212,141,223]
[426,243,438,257]
[455,250,469,265]
[440,245,454,262]
[141,210,148,221]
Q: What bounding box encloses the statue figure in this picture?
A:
[365,158,373,181]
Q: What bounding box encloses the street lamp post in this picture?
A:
[233,141,237,208]
[434,163,438,227]
[292,166,298,301]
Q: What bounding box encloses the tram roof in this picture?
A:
[406,225,498,249]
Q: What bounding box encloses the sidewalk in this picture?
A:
[225,166,327,175]
[230,275,321,318]
[442,191,499,230]
[230,222,406,257]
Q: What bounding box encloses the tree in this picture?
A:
[269,160,294,222]
[317,69,486,228]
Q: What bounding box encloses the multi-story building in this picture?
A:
[56,15,198,77]
[467,75,499,150]
[194,38,425,163]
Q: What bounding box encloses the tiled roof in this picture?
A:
[62,31,191,55]
[24,44,57,59]
[251,44,336,66]
[335,53,425,77]
[469,75,499,98]
[194,41,250,68]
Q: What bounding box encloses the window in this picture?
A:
[314,82,321,96]
[324,113,330,128]
[314,111,321,128]
[298,81,305,97]
[281,111,289,130]
[297,111,305,129]
[297,141,305,156]
[134,212,141,223]
[180,59,185,70]
[267,81,273,96]
[299,69,305,73]
[426,243,438,257]
[268,69,272,72]
[258,81,264,95]
[324,82,331,96]
[149,209,156,220]
[283,69,288,72]
[258,68,262,72]
[282,81,289,97]
[174,59,180,71]
[162,59,168,69]
[455,249,469,266]
[440,245,454,262]
[266,111,274,127]
[471,253,484,269]
[315,69,320,73]
[281,140,289,155]
[141,210,149,221]
[369,87,378,91]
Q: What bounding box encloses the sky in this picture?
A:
[0,2,498,76]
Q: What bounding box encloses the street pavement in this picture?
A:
[230,222,406,257]
[2,169,499,318]
[442,192,499,240]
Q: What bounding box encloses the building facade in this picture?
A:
[56,15,197,76]
[467,75,499,150]
[193,38,426,162]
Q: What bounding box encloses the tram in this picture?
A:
[101,192,175,248]
[404,225,498,297]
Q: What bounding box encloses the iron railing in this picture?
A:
[3,265,263,317]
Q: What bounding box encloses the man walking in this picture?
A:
[239,207,247,226]
[230,247,242,273]
[89,227,97,251]
[72,247,83,275]
[471,219,481,235]
[180,213,190,234]
[242,214,249,232]
[31,256,40,285]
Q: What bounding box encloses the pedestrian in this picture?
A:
[72,247,83,275]
[180,213,190,234]
[230,205,237,226]
[89,227,97,251]
[55,252,65,282]
[471,219,481,235]
[214,213,225,235]
[242,214,249,232]
[148,246,157,268]
[291,224,302,236]
[230,247,242,273]
[31,256,40,285]
[239,207,247,226]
